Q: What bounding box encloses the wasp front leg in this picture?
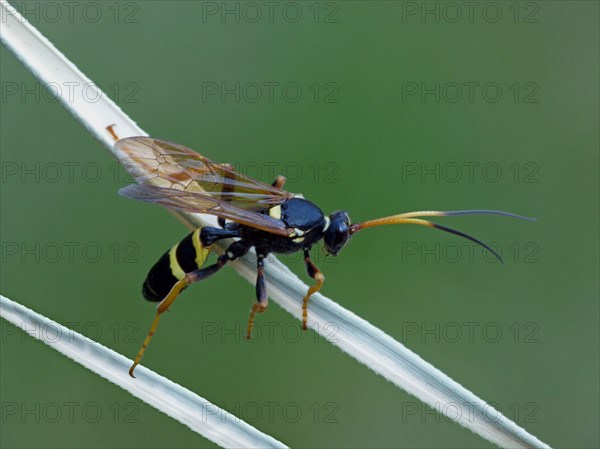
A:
[129,239,250,377]
[302,249,325,330]
[246,252,269,339]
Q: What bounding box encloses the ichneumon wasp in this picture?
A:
[113,133,534,377]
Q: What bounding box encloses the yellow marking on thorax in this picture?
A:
[192,227,211,268]
[169,243,186,280]
[269,205,282,220]
[291,227,305,243]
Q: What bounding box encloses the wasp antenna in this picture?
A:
[431,222,503,263]
[350,217,504,263]
[435,210,536,221]
[355,209,535,224]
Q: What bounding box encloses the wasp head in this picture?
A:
[323,211,351,256]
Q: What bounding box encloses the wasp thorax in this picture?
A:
[324,211,351,256]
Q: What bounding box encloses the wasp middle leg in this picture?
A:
[301,249,325,330]
[246,251,269,339]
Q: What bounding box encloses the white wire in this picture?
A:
[0,295,288,449]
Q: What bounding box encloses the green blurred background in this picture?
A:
[1,1,598,448]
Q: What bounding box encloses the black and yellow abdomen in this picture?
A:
[142,227,212,301]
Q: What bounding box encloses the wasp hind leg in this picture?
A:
[129,239,250,377]
[246,252,269,339]
[302,250,324,331]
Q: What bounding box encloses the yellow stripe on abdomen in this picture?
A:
[169,243,186,280]
[192,227,211,268]
[143,227,213,302]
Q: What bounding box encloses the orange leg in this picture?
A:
[246,253,268,339]
[129,276,189,377]
[106,124,119,142]
[271,175,286,189]
[302,250,324,330]
[129,240,250,377]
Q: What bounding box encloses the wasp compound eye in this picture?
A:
[324,211,351,256]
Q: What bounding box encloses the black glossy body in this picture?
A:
[142,196,350,302]
[238,197,327,254]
